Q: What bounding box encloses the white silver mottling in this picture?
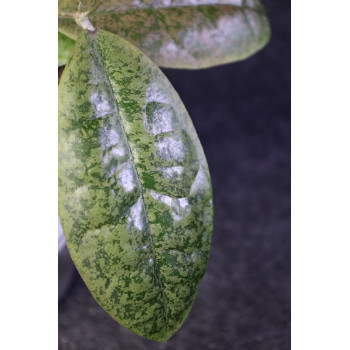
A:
[148,189,191,222]
[90,92,112,118]
[127,197,144,231]
[158,166,184,179]
[155,136,185,161]
[118,162,136,192]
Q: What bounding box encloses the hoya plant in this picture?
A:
[58,0,270,342]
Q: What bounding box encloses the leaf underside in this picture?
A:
[58,31,75,66]
[58,30,213,341]
[58,0,270,69]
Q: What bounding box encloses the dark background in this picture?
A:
[58,1,291,349]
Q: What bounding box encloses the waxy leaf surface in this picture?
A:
[58,29,213,341]
[58,0,270,69]
[58,31,75,66]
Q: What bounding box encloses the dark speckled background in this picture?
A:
[58,1,291,349]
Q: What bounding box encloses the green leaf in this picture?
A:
[58,29,213,341]
[58,31,75,66]
[58,0,270,69]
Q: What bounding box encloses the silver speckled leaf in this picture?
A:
[58,29,213,341]
[58,0,270,69]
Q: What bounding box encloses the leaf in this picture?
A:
[58,31,75,66]
[58,0,270,69]
[58,29,213,341]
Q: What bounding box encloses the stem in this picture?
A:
[58,12,75,18]
[59,1,103,32]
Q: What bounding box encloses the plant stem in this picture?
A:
[58,1,103,32]
[73,1,103,32]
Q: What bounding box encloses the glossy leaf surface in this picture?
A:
[58,31,75,66]
[58,29,213,341]
[58,0,270,69]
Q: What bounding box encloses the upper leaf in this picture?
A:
[58,0,270,69]
[58,29,213,341]
[58,31,75,66]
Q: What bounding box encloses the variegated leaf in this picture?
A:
[58,0,270,69]
[58,29,213,341]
